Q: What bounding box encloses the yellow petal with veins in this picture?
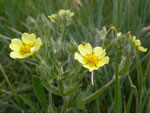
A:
[83,64,99,72]
[97,57,109,67]
[93,47,106,59]
[9,39,22,51]
[78,43,92,56]
[33,38,43,53]
[22,33,36,44]
[10,51,24,59]
[74,52,84,64]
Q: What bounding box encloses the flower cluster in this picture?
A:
[9,10,148,86]
[9,33,42,59]
[48,9,74,25]
[132,36,147,52]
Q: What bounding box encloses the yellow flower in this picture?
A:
[66,9,74,17]
[132,36,147,52]
[58,9,74,17]
[137,46,147,52]
[48,9,74,24]
[58,9,66,16]
[48,14,57,23]
[132,36,141,46]
[9,33,42,59]
[117,32,122,37]
[74,43,109,72]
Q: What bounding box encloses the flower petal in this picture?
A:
[22,33,36,44]
[23,53,32,58]
[137,46,147,52]
[59,9,66,16]
[83,65,99,72]
[48,14,57,22]
[69,12,74,17]
[93,47,106,59]
[10,51,24,59]
[74,52,84,64]
[9,39,22,51]
[78,43,92,56]
[132,36,136,42]
[117,32,122,37]
[32,38,42,53]
[97,56,109,67]
[134,39,141,46]
[66,10,74,17]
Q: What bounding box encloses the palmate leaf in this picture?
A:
[33,76,48,113]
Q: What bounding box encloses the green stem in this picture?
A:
[0,64,23,111]
[83,108,88,113]
[83,75,116,104]
[127,75,138,113]
[36,54,51,72]
[113,53,121,113]
[59,24,65,41]
[94,78,100,113]
[48,93,54,113]
[61,96,68,113]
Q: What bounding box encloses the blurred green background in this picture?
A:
[0,0,150,113]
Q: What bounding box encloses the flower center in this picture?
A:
[20,43,33,54]
[83,53,99,67]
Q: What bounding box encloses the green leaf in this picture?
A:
[119,58,131,76]
[19,94,40,113]
[41,77,60,96]
[113,53,122,113]
[63,85,81,96]
[58,80,64,95]
[77,100,85,110]
[51,64,60,79]
[125,90,134,113]
[33,76,48,113]
[82,77,115,105]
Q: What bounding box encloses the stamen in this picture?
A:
[83,53,99,68]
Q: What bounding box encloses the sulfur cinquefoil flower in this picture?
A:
[48,9,74,24]
[74,43,109,85]
[132,36,147,52]
[49,14,57,23]
[9,33,42,59]
[58,9,74,17]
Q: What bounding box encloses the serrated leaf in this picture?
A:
[33,76,48,113]
[63,84,81,96]
[41,77,60,95]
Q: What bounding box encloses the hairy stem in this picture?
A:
[91,71,94,85]
[61,96,68,113]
